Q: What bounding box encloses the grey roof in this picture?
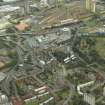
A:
[0,5,20,12]
[0,72,6,82]
[3,0,18,2]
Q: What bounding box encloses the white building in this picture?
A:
[3,0,19,2]
[84,93,95,105]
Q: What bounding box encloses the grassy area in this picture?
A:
[81,19,102,33]
[95,38,105,59]
[56,88,69,100]
[25,101,39,105]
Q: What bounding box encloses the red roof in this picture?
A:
[15,22,29,31]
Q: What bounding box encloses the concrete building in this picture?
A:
[0,5,20,16]
[86,0,96,12]
[1,0,30,15]
[3,0,18,2]
[84,93,95,105]
[103,87,105,96]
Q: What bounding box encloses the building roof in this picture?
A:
[0,5,20,12]
[15,22,29,31]
[0,72,6,82]
[3,0,18,2]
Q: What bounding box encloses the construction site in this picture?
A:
[0,0,105,105]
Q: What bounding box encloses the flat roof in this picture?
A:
[0,72,6,82]
[3,0,18,2]
[0,5,20,12]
